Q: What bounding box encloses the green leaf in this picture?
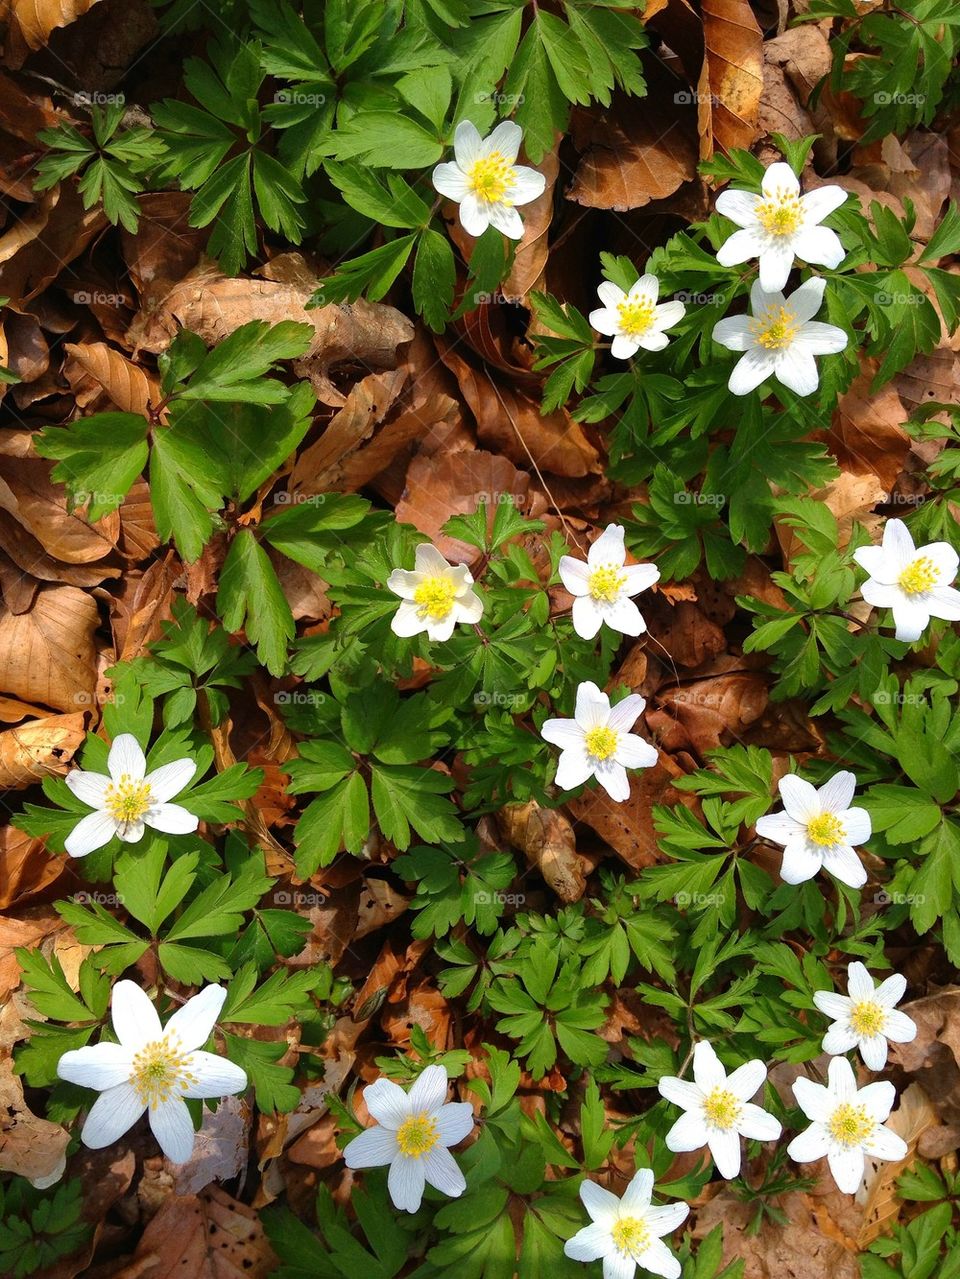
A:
[35,413,150,521]
[217,530,295,675]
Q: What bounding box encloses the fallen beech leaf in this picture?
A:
[0,585,98,710]
[496,799,586,902]
[890,988,960,1127]
[110,1185,277,1279]
[566,753,692,871]
[63,341,159,417]
[653,671,769,752]
[502,140,560,302]
[776,471,885,568]
[698,0,764,158]
[380,977,452,1050]
[0,710,86,787]
[0,1050,70,1183]
[0,184,106,305]
[858,1082,937,1245]
[173,1097,250,1196]
[830,363,909,492]
[0,447,118,564]
[0,0,103,66]
[0,824,63,907]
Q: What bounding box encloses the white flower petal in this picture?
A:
[388,1153,426,1212]
[726,1059,766,1102]
[860,579,902,609]
[180,1050,247,1098]
[603,1250,637,1279]
[64,770,110,808]
[596,761,630,802]
[728,348,776,396]
[800,184,847,223]
[407,1064,449,1115]
[792,225,845,270]
[422,1144,466,1197]
[778,774,820,822]
[761,162,800,200]
[863,1124,908,1162]
[111,980,162,1050]
[637,330,669,352]
[364,1078,411,1129]
[822,1024,860,1056]
[621,563,659,596]
[435,1101,474,1146]
[432,161,469,201]
[597,280,626,308]
[665,1110,708,1153]
[116,818,146,844]
[483,120,522,163]
[846,962,874,1001]
[605,596,646,635]
[823,843,867,888]
[344,1125,401,1168]
[891,598,930,642]
[80,1083,144,1149]
[108,733,146,782]
[858,1035,888,1071]
[510,167,546,205]
[923,541,960,582]
[792,1078,833,1122]
[150,1096,197,1164]
[611,334,640,360]
[636,1236,682,1279]
[458,193,490,237]
[606,694,645,734]
[787,1123,829,1164]
[574,681,610,730]
[692,1041,726,1092]
[64,809,118,858]
[857,1080,896,1122]
[555,747,594,791]
[708,1128,742,1179]
[794,320,848,355]
[620,1168,654,1211]
[144,758,196,804]
[712,314,754,352]
[828,1146,865,1195]
[788,275,827,322]
[882,518,916,566]
[716,227,761,268]
[715,189,760,227]
[589,524,627,568]
[558,555,592,595]
[564,1222,613,1262]
[658,1077,703,1110]
[454,590,484,625]
[589,306,620,337]
[614,733,658,771]
[738,1102,782,1142]
[813,990,851,1020]
[541,717,586,751]
[572,595,604,640]
[853,544,894,583]
[391,600,427,637]
[757,241,796,292]
[827,1056,857,1101]
[816,771,857,814]
[774,346,820,397]
[452,119,482,167]
[883,1009,917,1043]
[842,807,871,846]
[165,984,226,1052]
[487,201,524,239]
[580,1178,622,1224]
[653,299,685,330]
[57,1042,134,1091]
[930,585,960,620]
[755,812,805,846]
[780,839,821,884]
[146,803,199,836]
[644,1202,689,1237]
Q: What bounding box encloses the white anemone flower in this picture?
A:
[541,681,658,803]
[588,274,686,361]
[564,1168,689,1279]
[57,981,247,1164]
[657,1041,782,1180]
[387,543,483,642]
[813,962,917,1071]
[63,733,198,857]
[432,120,545,240]
[852,517,960,642]
[715,161,847,292]
[342,1064,474,1213]
[754,770,871,889]
[712,277,847,397]
[787,1056,907,1194]
[559,524,659,640]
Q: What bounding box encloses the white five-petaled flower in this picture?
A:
[63,733,198,858]
[813,962,917,1071]
[57,981,247,1164]
[754,770,871,889]
[342,1064,474,1213]
[787,1055,907,1194]
[432,120,545,241]
[588,274,686,361]
[564,1168,689,1279]
[387,543,483,642]
[559,525,659,640]
[715,161,847,292]
[541,681,658,803]
[657,1041,782,1181]
[852,517,960,643]
[713,277,847,397]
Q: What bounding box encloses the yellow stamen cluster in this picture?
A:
[750,305,799,351]
[584,725,619,761]
[702,1086,742,1131]
[104,774,152,824]
[828,1103,874,1148]
[617,295,656,338]
[898,556,938,596]
[850,1000,886,1038]
[588,564,627,603]
[756,192,803,237]
[611,1216,651,1255]
[131,1035,196,1109]
[806,812,845,848]
[467,151,513,203]
[396,1113,440,1158]
[414,576,458,621]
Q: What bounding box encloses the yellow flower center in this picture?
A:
[702,1086,742,1131]
[806,812,845,848]
[898,556,938,595]
[466,151,513,203]
[750,305,799,351]
[413,575,458,621]
[130,1035,197,1109]
[396,1113,440,1158]
[104,774,153,824]
[756,192,803,237]
[588,564,627,603]
[616,295,656,338]
[850,1000,886,1037]
[828,1102,874,1148]
[610,1215,651,1255]
[584,725,619,761]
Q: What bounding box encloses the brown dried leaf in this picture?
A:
[830,363,909,492]
[0,711,86,787]
[502,141,560,302]
[569,96,698,211]
[0,1050,70,1183]
[566,753,692,871]
[858,1083,937,1246]
[0,824,63,907]
[0,0,103,66]
[698,0,764,159]
[0,585,99,710]
[497,799,586,902]
[63,340,159,416]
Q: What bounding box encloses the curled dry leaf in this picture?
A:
[567,752,692,872]
[496,799,586,903]
[173,1096,250,1196]
[858,1082,937,1246]
[652,671,769,753]
[0,584,99,710]
[0,710,86,787]
[697,0,764,159]
[0,0,103,67]
[0,824,63,907]
[830,362,910,492]
[63,341,159,417]
[0,1050,70,1183]
[502,140,560,303]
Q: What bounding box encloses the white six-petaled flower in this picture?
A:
[57,981,247,1164]
[787,1056,907,1194]
[716,161,847,292]
[588,274,686,361]
[813,962,917,1071]
[64,733,198,858]
[559,524,659,640]
[564,1169,689,1279]
[712,277,847,397]
[387,543,483,642]
[342,1064,474,1213]
[852,517,960,643]
[432,120,545,241]
[754,770,871,889]
[657,1041,782,1181]
[541,680,658,803]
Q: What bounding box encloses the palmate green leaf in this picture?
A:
[310,235,417,306]
[165,856,273,943]
[217,530,295,676]
[294,772,371,874]
[178,321,313,403]
[222,1032,301,1112]
[370,764,464,850]
[182,762,264,822]
[223,963,317,1024]
[36,412,150,522]
[325,162,431,228]
[149,428,220,563]
[14,951,108,1023]
[325,112,444,169]
[412,228,457,332]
